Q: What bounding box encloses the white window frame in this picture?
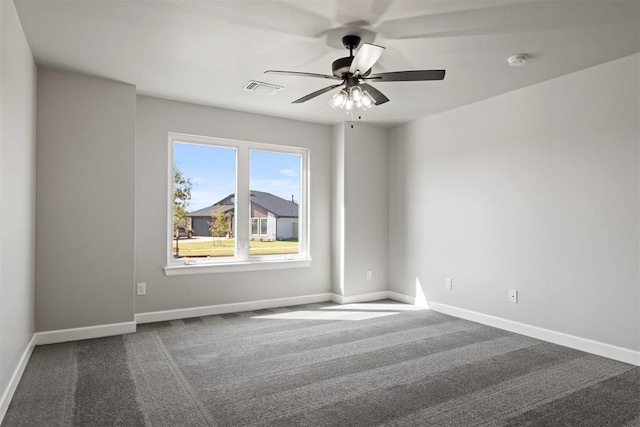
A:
[165,132,311,276]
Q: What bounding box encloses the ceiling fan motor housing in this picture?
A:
[333,35,372,78]
[332,57,353,78]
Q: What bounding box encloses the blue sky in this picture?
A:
[174,142,301,211]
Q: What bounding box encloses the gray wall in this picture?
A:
[344,123,389,296]
[135,96,332,313]
[389,54,640,351]
[332,122,389,297]
[0,0,36,410]
[331,123,346,295]
[35,70,136,331]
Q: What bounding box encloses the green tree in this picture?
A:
[209,206,229,246]
[173,166,192,237]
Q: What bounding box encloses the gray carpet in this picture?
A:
[3,300,639,426]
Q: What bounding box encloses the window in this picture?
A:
[166,133,309,275]
[249,149,301,256]
[173,141,236,260]
[250,217,269,236]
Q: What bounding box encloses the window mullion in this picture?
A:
[300,153,308,258]
[235,145,250,260]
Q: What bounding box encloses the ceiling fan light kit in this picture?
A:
[329,86,375,112]
[265,34,446,115]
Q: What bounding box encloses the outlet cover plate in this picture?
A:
[137,282,146,296]
[445,278,453,290]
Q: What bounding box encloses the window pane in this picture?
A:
[173,142,236,259]
[251,218,258,235]
[249,150,301,256]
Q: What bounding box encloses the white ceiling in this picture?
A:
[14,0,640,127]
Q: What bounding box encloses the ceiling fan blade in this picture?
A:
[360,83,389,105]
[265,70,340,80]
[292,83,344,104]
[364,70,446,82]
[349,43,385,76]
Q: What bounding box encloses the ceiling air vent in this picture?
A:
[243,80,283,95]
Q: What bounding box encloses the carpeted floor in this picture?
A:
[3,300,639,426]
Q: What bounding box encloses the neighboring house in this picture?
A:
[188,190,298,241]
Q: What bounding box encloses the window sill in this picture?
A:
[163,258,312,276]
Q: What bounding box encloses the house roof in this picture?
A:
[188,190,298,218]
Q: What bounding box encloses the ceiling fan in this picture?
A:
[265,35,445,112]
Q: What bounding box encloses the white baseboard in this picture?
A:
[33,321,136,345]
[427,301,640,367]
[0,335,35,424]
[386,291,417,305]
[136,291,407,323]
[135,293,334,324]
[331,291,390,304]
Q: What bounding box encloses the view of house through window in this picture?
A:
[171,135,306,265]
[249,150,301,256]
[173,142,237,259]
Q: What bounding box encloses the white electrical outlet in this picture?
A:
[366,270,372,280]
[445,278,453,290]
[509,289,518,303]
[137,282,147,296]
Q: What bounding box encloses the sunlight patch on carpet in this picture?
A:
[321,303,422,312]
[251,310,399,321]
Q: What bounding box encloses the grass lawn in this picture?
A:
[173,238,298,257]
